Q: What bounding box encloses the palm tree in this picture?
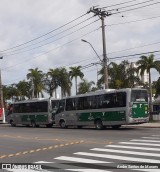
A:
[136,54,160,113]
[27,68,44,98]
[16,80,31,100]
[69,66,84,95]
[78,79,95,94]
[58,67,72,98]
[45,68,60,98]
[99,60,140,89]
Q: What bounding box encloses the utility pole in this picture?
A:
[88,7,111,89]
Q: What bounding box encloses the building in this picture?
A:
[130,62,149,84]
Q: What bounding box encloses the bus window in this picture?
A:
[116,92,126,107]
[51,100,59,110]
[101,93,115,108]
[131,90,148,102]
[57,100,65,114]
[66,98,77,111]
[87,96,97,109]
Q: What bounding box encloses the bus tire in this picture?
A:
[95,119,103,130]
[31,121,36,128]
[60,120,67,128]
[77,125,82,129]
[10,120,16,127]
[112,125,121,129]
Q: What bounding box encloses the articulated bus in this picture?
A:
[6,98,60,127]
[55,88,149,129]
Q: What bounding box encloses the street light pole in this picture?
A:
[81,39,102,62]
[81,39,105,88]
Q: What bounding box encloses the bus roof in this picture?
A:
[12,97,60,104]
[63,88,147,99]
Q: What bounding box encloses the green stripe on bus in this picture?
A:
[78,111,126,122]
[21,114,48,122]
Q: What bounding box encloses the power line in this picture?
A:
[2,19,100,57]
[3,13,160,57]
[4,13,160,57]
[0,13,88,52]
[2,27,100,71]
[1,16,96,55]
[0,1,147,53]
[107,40,160,55]
[106,15,160,27]
[110,50,160,60]
[108,0,155,12]
[103,0,137,8]
[112,1,160,15]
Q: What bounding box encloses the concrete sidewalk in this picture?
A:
[124,122,160,128]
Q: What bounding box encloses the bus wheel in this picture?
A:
[60,120,67,128]
[10,120,16,127]
[95,119,103,130]
[31,121,36,128]
[112,125,121,129]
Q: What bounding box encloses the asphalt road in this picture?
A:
[0,124,160,172]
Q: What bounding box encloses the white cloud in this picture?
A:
[0,0,160,96]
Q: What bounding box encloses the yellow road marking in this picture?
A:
[0,140,84,159]
[29,150,35,153]
[36,149,41,152]
[22,151,28,154]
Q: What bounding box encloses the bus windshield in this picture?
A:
[131,90,148,102]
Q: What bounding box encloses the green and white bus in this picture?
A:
[6,98,60,127]
[55,88,149,129]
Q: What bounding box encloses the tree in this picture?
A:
[58,67,72,98]
[16,80,31,100]
[78,79,95,94]
[154,77,160,98]
[69,66,84,95]
[136,54,160,113]
[26,68,44,98]
[98,61,140,89]
[45,68,60,98]
[3,84,19,102]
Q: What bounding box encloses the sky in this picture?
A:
[0,0,160,97]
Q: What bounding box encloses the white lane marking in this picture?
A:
[54,156,111,163]
[134,169,160,172]
[6,170,51,172]
[131,139,160,143]
[6,170,37,172]
[34,161,54,163]
[66,169,111,172]
[152,135,160,137]
[142,137,160,139]
[91,148,160,157]
[120,142,160,147]
[74,152,160,163]
[106,145,160,151]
